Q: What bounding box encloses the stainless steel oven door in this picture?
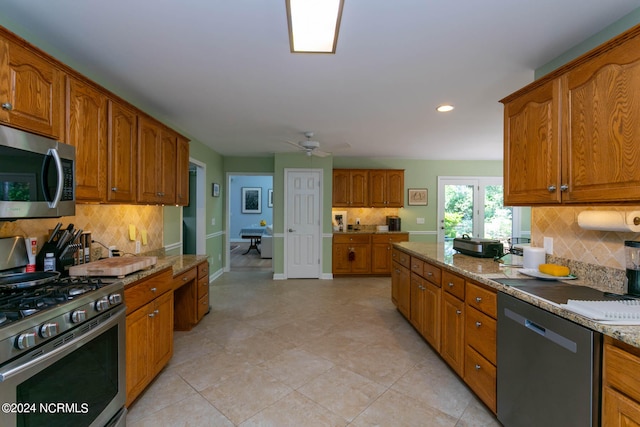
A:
[0,305,125,427]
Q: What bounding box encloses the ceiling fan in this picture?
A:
[283,132,335,157]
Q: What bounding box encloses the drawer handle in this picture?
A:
[475,364,481,371]
[475,321,482,328]
[150,287,157,293]
[456,310,462,315]
[148,310,158,317]
[475,297,482,303]
[448,282,454,288]
[183,276,189,281]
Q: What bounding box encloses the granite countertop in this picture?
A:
[115,254,209,289]
[395,241,640,349]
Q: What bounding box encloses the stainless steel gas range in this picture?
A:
[0,237,126,427]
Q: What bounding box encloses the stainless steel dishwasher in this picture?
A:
[497,292,602,427]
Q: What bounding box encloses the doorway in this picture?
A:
[182,159,206,255]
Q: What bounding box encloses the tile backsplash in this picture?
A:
[531,206,640,270]
[0,204,164,260]
[332,208,400,227]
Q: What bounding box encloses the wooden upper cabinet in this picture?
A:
[176,137,190,206]
[503,78,561,205]
[0,39,64,138]
[502,25,640,205]
[369,169,404,207]
[107,100,137,203]
[66,76,108,202]
[332,169,368,207]
[137,116,178,204]
[562,33,640,203]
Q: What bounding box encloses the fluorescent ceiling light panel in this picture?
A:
[287,0,344,53]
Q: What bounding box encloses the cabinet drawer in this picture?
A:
[173,266,197,291]
[423,262,441,286]
[465,306,497,365]
[197,294,209,319]
[466,281,497,318]
[197,261,209,279]
[333,233,371,244]
[604,339,640,403]
[197,276,209,299]
[392,248,410,268]
[465,345,497,414]
[442,270,465,300]
[371,233,408,244]
[410,257,424,276]
[124,268,173,315]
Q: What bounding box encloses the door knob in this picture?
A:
[288,228,295,232]
[1,102,12,111]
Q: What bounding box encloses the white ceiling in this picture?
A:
[1,1,639,160]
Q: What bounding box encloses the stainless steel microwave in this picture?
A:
[0,125,75,219]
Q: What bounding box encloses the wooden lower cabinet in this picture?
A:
[391,261,410,317]
[174,260,209,331]
[125,277,174,407]
[464,346,497,412]
[441,291,465,376]
[333,233,408,275]
[603,336,640,426]
[371,233,409,274]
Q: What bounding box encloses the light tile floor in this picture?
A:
[126,271,502,426]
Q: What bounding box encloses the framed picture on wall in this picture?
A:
[268,189,273,207]
[242,187,262,213]
[408,188,428,205]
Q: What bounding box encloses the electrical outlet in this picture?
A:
[543,237,553,255]
[211,217,216,226]
[218,254,221,261]
[416,217,425,224]
[108,246,116,258]
[135,240,141,254]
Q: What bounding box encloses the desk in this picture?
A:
[240,227,265,255]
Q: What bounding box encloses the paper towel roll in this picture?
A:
[577,211,640,232]
[523,246,546,270]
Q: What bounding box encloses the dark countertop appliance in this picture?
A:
[386,216,401,231]
[452,234,503,258]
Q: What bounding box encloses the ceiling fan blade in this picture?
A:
[312,149,331,157]
[282,139,302,149]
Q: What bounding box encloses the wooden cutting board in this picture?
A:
[69,256,157,277]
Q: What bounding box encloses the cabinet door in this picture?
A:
[410,274,424,331]
[369,170,387,207]
[371,243,393,274]
[350,170,368,206]
[0,39,64,138]
[107,100,137,203]
[392,262,410,317]
[332,170,350,207]
[563,34,640,203]
[66,77,107,202]
[350,243,371,274]
[441,292,465,376]
[332,243,352,274]
[423,281,441,352]
[603,387,640,427]
[151,291,173,376]
[176,137,190,206]
[386,170,404,207]
[503,78,561,205]
[137,116,161,203]
[159,128,177,204]
[125,304,151,407]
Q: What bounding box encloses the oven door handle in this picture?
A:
[0,305,125,382]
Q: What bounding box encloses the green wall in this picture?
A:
[536,7,640,78]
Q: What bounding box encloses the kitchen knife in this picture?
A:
[56,224,75,249]
[47,222,63,244]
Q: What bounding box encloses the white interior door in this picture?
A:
[285,169,321,278]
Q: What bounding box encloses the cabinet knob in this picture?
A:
[448,282,454,288]
[1,102,12,111]
[150,287,157,293]
[475,297,482,303]
[547,185,557,192]
[456,310,462,315]
[560,184,569,192]
[183,276,189,281]
[475,364,481,371]
[475,321,482,328]
[111,187,118,192]
[427,272,433,276]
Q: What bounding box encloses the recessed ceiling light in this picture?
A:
[286,0,344,53]
[436,104,455,112]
